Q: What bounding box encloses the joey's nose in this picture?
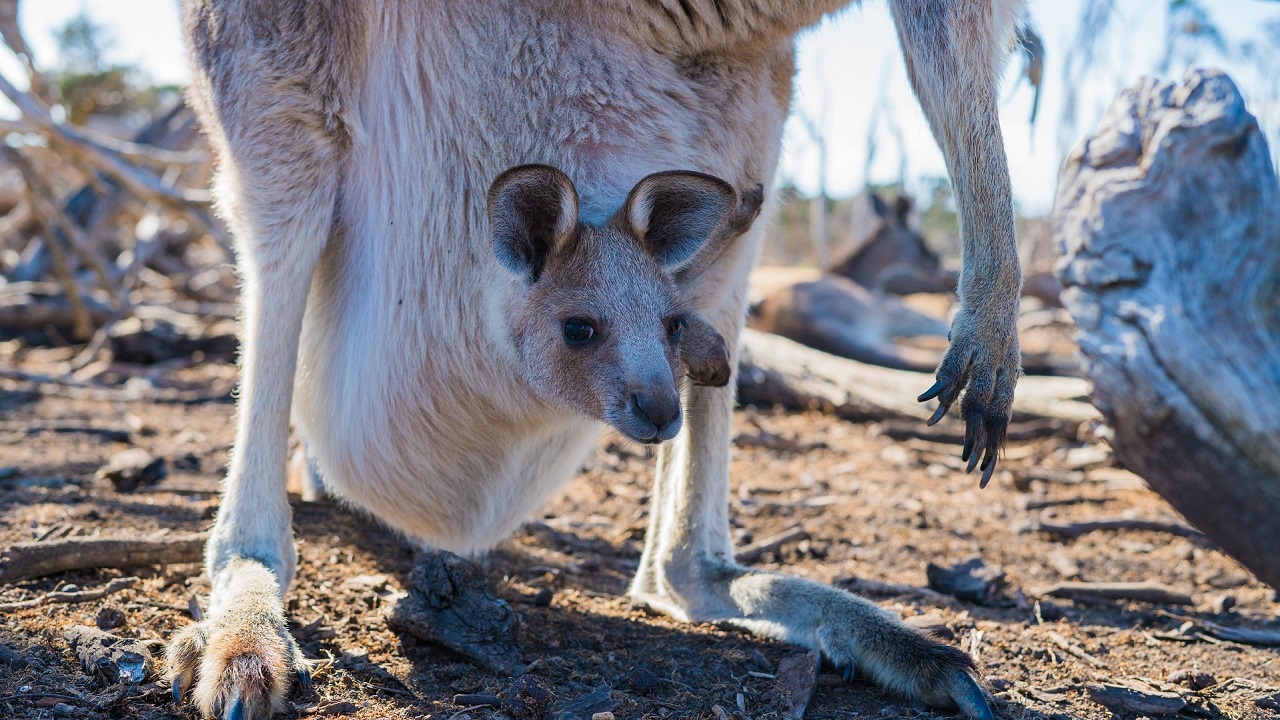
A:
[630,391,681,440]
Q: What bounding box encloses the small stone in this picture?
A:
[1191,672,1216,690]
[96,606,127,631]
[926,557,1006,604]
[0,644,27,668]
[52,703,77,717]
[629,667,660,695]
[1211,594,1236,614]
[591,713,614,720]
[533,587,554,607]
[173,453,202,472]
[95,449,166,492]
[502,676,557,720]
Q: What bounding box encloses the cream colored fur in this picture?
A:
[168,2,1025,719]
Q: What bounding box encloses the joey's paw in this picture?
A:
[918,311,1020,488]
[167,608,311,719]
[822,622,993,720]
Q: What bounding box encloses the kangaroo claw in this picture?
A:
[226,695,246,720]
[947,671,995,720]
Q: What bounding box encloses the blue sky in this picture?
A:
[11,1,1280,216]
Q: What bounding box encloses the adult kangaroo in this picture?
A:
[169,2,1024,719]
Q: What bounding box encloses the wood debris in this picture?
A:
[1086,682,1185,715]
[63,625,152,685]
[773,650,819,719]
[0,532,206,583]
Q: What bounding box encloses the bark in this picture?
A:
[1053,70,1280,588]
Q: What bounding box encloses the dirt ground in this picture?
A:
[2,344,1279,720]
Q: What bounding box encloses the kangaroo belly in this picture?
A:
[293,1,792,552]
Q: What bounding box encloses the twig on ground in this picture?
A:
[1156,611,1280,647]
[1046,630,1106,668]
[0,576,138,612]
[1035,581,1194,606]
[0,692,86,705]
[1019,516,1207,542]
[0,533,207,583]
[735,526,810,564]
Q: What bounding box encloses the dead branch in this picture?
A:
[1018,516,1207,542]
[0,576,138,612]
[737,328,1098,425]
[0,533,207,583]
[3,145,121,305]
[1036,581,1194,606]
[0,72,220,251]
[0,0,52,103]
[1054,70,1280,588]
[734,526,810,564]
[13,180,91,338]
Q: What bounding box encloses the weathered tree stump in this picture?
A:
[1053,69,1280,588]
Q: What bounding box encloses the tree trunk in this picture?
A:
[1053,70,1280,588]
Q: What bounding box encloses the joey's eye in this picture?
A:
[563,318,596,345]
[667,317,685,339]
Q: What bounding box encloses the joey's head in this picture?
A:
[487,165,736,443]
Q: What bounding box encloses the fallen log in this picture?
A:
[1053,70,1280,588]
[736,328,1097,426]
[0,533,207,583]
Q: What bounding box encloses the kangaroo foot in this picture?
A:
[167,558,311,720]
[633,560,995,720]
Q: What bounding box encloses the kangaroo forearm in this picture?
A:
[889,0,1022,305]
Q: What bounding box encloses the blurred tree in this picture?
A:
[48,12,175,125]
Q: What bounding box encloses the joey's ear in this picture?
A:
[621,170,736,269]
[487,164,579,282]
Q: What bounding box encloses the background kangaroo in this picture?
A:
[169,1,1024,719]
